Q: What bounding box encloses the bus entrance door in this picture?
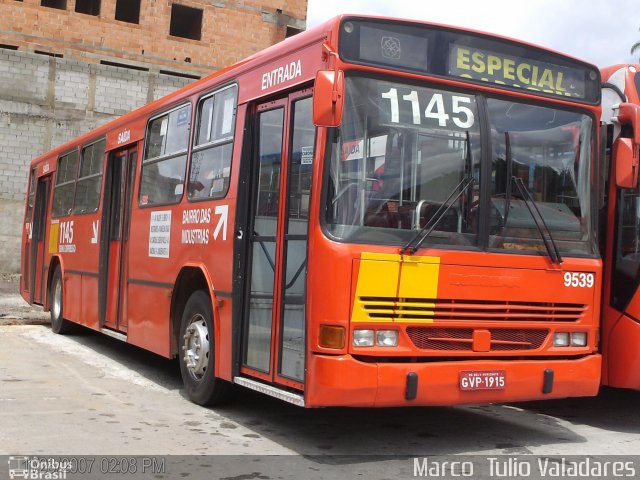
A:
[241,92,313,389]
[29,175,51,305]
[99,148,137,333]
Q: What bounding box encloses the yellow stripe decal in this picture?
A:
[49,222,59,254]
[352,253,441,323]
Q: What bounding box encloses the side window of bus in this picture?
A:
[612,185,640,309]
[74,139,106,214]
[52,150,79,218]
[25,167,36,222]
[139,103,191,206]
[288,96,314,221]
[188,85,237,201]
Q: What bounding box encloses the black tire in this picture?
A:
[49,267,74,334]
[179,290,233,406]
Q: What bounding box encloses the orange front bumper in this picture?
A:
[305,353,602,407]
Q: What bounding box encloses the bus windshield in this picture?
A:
[324,75,595,256]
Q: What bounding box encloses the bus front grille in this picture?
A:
[358,297,586,322]
[405,327,549,351]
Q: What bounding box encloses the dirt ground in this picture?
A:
[0,273,49,325]
[0,273,19,294]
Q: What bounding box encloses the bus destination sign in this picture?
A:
[338,18,600,104]
[449,44,587,100]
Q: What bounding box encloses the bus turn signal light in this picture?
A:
[319,325,346,349]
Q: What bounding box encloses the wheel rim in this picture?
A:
[182,314,210,381]
[52,278,62,320]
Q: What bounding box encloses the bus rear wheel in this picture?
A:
[179,290,233,406]
[50,267,74,334]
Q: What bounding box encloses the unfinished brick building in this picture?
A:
[0,0,308,272]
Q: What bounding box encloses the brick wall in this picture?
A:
[0,0,308,76]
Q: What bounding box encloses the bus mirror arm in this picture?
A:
[614,137,639,190]
[314,44,345,128]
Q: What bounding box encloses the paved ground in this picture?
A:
[1,281,639,478]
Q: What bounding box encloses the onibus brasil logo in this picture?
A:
[8,457,69,479]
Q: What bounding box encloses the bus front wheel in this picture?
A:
[179,290,233,406]
[50,267,74,334]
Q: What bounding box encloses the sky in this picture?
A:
[306,0,640,67]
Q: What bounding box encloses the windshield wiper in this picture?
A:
[511,176,563,265]
[503,132,513,229]
[400,176,474,255]
[502,131,562,264]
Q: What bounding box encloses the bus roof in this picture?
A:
[601,64,640,102]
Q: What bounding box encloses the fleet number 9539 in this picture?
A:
[563,272,594,288]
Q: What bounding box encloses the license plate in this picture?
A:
[459,370,506,391]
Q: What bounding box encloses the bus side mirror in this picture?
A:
[616,103,640,144]
[615,137,639,189]
[313,69,344,128]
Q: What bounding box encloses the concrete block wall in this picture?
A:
[0,199,25,274]
[154,73,196,101]
[0,50,193,272]
[95,64,150,115]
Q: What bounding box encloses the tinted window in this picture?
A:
[487,98,594,256]
[52,150,79,217]
[612,186,640,309]
[287,96,314,224]
[324,76,481,247]
[279,96,314,382]
[188,85,237,200]
[140,104,191,206]
[74,139,105,214]
[25,167,36,222]
[323,74,596,258]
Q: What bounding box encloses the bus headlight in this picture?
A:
[571,332,587,347]
[353,330,375,347]
[553,332,570,347]
[553,332,587,347]
[376,330,398,347]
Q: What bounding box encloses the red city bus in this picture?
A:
[21,15,604,407]
[598,64,640,390]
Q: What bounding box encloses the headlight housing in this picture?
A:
[553,331,587,347]
[376,330,398,347]
[353,329,375,347]
[353,329,399,347]
[553,332,570,347]
[570,332,587,347]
